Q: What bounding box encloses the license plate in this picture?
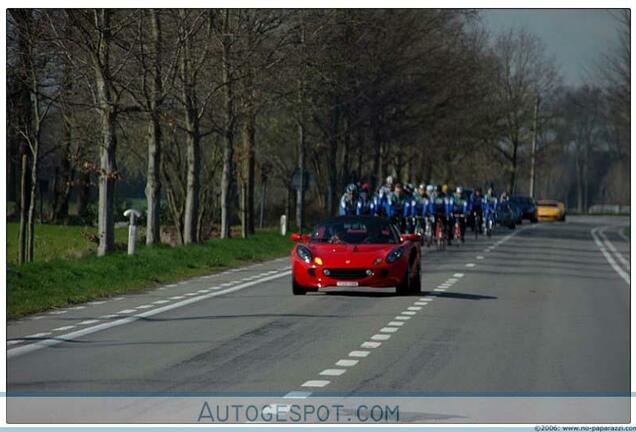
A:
[337,281,359,287]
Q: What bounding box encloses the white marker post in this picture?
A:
[123,209,142,255]
[280,215,287,236]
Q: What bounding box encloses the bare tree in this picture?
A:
[491,28,558,194]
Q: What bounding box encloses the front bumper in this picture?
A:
[292,259,407,288]
[537,213,560,220]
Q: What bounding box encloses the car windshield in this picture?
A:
[310,219,401,244]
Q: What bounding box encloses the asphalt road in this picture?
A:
[6,215,630,423]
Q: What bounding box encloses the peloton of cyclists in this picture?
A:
[336,178,505,242]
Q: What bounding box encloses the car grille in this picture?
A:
[324,268,370,279]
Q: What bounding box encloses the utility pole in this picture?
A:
[529,92,540,198]
[296,12,306,233]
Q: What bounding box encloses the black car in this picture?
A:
[509,196,538,223]
[495,201,517,229]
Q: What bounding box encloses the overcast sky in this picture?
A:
[479,9,625,86]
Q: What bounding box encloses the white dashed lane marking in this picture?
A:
[371,334,391,341]
[395,316,410,320]
[453,273,464,278]
[301,380,330,388]
[320,369,346,376]
[117,309,137,314]
[387,321,404,326]
[52,325,75,332]
[401,311,416,316]
[380,327,398,333]
[284,391,312,399]
[153,300,169,304]
[407,306,422,311]
[26,332,51,338]
[466,263,476,268]
[336,359,359,367]
[361,341,382,348]
[78,320,100,326]
[349,350,370,358]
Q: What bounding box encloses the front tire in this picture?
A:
[292,278,309,295]
[396,264,412,295]
[411,262,422,293]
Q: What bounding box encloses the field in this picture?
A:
[6,224,292,318]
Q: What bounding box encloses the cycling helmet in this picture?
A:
[385,176,394,186]
[456,186,463,194]
[346,183,358,194]
[426,184,434,193]
[442,184,449,193]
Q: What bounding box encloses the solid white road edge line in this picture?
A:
[591,227,629,285]
[7,270,292,358]
[599,227,630,271]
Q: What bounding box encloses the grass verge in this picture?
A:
[6,223,132,265]
[7,230,292,318]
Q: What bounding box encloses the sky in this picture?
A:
[479,9,625,86]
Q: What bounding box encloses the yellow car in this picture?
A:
[536,200,566,222]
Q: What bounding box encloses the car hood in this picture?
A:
[308,243,398,266]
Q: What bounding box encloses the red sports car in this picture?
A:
[290,216,422,295]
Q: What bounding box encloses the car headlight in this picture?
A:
[296,245,312,263]
[386,246,405,264]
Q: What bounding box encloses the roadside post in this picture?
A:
[123,209,142,255]
[280,215,287,236]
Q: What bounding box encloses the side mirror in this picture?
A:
[290,233,310,242]
[401,233,421,242]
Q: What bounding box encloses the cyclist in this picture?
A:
[432,184,451,246]
[392,182,408,230]
[451,186,469,243]
[356,183,376,215]
[375,176,395,217]
[470,187,484,234]
[402,183,418,233]
[483,186,498,235]
[339,183,359,216]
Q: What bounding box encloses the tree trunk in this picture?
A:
[96,109,117,256]
[341,114,350,188]
[180,9,200,244]
[18,153,29,265]
[575,156,583,212]
[26,138,39,262]
[95,9,117,257]
[183,131,200,243]
[508,140,518,195]
[146,114,162,244]
[296,121,305,230]
[326,105,339,215]
[220,19,234,239]
[145,9,163,245]
[241,112,256,238]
